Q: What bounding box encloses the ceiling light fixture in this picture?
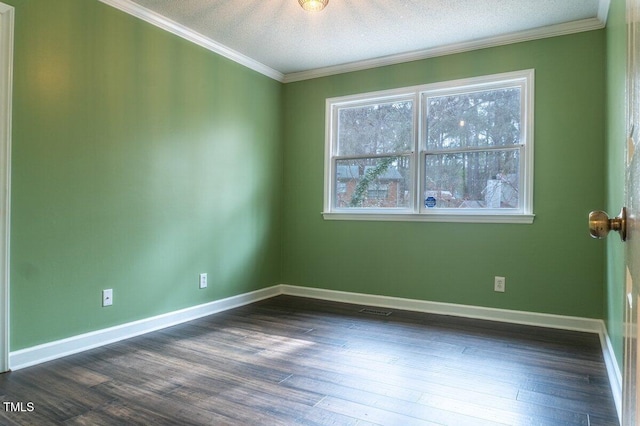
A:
[298,0,328,12]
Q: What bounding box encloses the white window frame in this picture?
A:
[323,69,535,224]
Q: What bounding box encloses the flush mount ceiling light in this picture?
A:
[298,0,329,12]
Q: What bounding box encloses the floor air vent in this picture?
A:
[359,308,392,316]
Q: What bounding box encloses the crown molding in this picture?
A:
[97,0,285,82]
[98,0,607,84]
[283,17,606,83]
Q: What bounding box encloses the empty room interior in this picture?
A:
[0,0,633,424]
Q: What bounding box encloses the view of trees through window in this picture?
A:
[424,88,521,209]
[336,100,413,208]
[327,71,532,218]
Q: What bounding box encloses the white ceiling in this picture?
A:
[101,0,608,82]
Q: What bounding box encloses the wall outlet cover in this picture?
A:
[102,289,113,307]
[199,273,208,289]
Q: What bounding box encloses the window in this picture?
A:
[323,70,534,223]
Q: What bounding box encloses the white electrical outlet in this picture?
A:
[102,289,113,307]
[494,276,506,293]
[199,273,208,289]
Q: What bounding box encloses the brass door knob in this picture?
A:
[589,207,627,241]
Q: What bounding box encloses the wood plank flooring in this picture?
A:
[0,295,619,425]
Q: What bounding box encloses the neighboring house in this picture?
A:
[335,165,404,208]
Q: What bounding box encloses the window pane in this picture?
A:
[426,88,521,151]
[337,101,413,156]
[335,156,411,208]
[424,150,520,209]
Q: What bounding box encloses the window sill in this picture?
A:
[322,212,535,224]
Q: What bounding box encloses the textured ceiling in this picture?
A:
[122,0,605,78]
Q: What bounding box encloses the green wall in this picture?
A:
[282,31,606,318]
[7,0,283,350]
[6,0,611,353]
[605,0,627,370]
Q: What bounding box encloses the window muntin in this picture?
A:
[324,70,534,223]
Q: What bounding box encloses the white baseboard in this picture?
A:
[9,285,281,370]
[281,285,603,332]
[8,282,624,425]
[599,326,623,423]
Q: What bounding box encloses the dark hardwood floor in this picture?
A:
[0,295,619,425]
